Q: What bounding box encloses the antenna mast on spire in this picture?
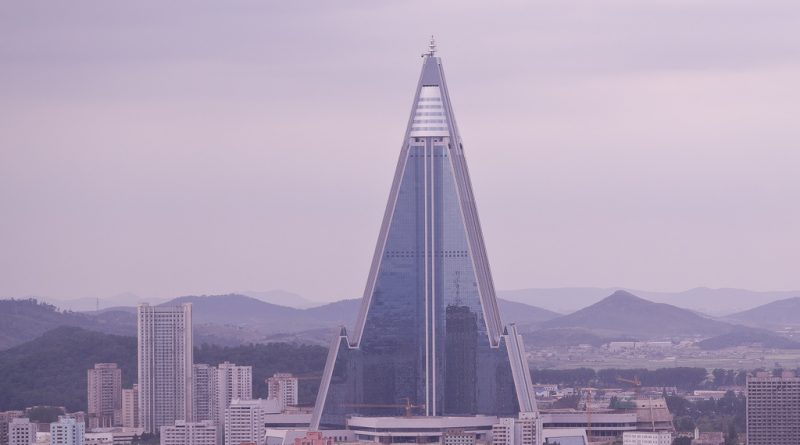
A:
[424,35,436,57]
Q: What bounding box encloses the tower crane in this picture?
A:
[616,375,642,397]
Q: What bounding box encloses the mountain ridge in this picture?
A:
[0,294,559,350]
[725,297,800,328]
[498,287,800,316]
[539,290,736,338]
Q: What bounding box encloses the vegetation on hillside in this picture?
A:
[0,299,135,349]
[0,326,327,412]
[0,326,137,411]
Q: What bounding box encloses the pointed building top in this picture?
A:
[426,35,436,57]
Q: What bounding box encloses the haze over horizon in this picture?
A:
[2,1,799,302]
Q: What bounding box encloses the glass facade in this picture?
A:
[312,55,533,429]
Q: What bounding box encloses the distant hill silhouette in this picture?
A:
[0,294,558,349]
[498,287,800,316]
[0,299,135,350]
[162,294,312,329]
[726,297,800,328]
[0,326,327,412]
[238,289,318,308]
[540,290,735,338]
[41,289,320,312]
[697,326,800,350]
[497,299,561,326]
[0,326,137,411]
[522,328,632,347]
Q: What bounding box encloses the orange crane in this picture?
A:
[342,397,426,417]
[617,376,660,431]
[616,376,642,397]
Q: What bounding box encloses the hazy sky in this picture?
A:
[2,1,799,302]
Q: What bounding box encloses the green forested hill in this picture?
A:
[0,326,327,412]
[0,327,137,411]
[0,299,136,349]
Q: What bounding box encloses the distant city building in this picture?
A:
[492,418,514,445]
[82,428,144,445]
[193,365,219,424]
[266,429,351,445]
[442,429,476,445]
[263,412,311,432]
[310,39,536,432]
[224,400,274,445]
[492,413,541,445]
[88,364,122,428]
[692,427,724,445]
[622,431,671,445]
[83,433,114,445]
[541,428,588,445]
[121,385,139,429]
[345,416,496,444]
[608,342,638,352]
[746,370,800,445]
[607,342,674,352]
[0,411,24,445]
[633,399,674,432]
[216,363,252,427]
[291,432,331,445]
[137,304,194,434]
[266,374,297,412]
[32,433,49,445]
[61,413,86,426]
[160,421,217,445]
[49,417,84,445]
[8,418,37,445]
[540,410,637,442]
[690,390,728,401]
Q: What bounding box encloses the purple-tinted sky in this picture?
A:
[1,1,799,302]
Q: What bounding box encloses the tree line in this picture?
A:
[531,367,755,390]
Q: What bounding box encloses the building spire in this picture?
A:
[427,35,436,57]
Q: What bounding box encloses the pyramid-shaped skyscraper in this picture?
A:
[311,43,536,429]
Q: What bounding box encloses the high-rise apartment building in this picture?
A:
[49,417,84,445]
[223,399,271,445]
[87,363,122,428]
[193,365,219,424]
[310,40,536,429]
[216,363,251,427]
[746,371,800,445]
[8,418,36,445]
[138,303,194,434]
[160,421,217,445]
[492,413,541,445]
[1,412,25,445]
[1,413,12,445]
[266,373,297,411]
[121,384,139,428]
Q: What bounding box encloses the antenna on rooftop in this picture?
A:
[423,35,437,57]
